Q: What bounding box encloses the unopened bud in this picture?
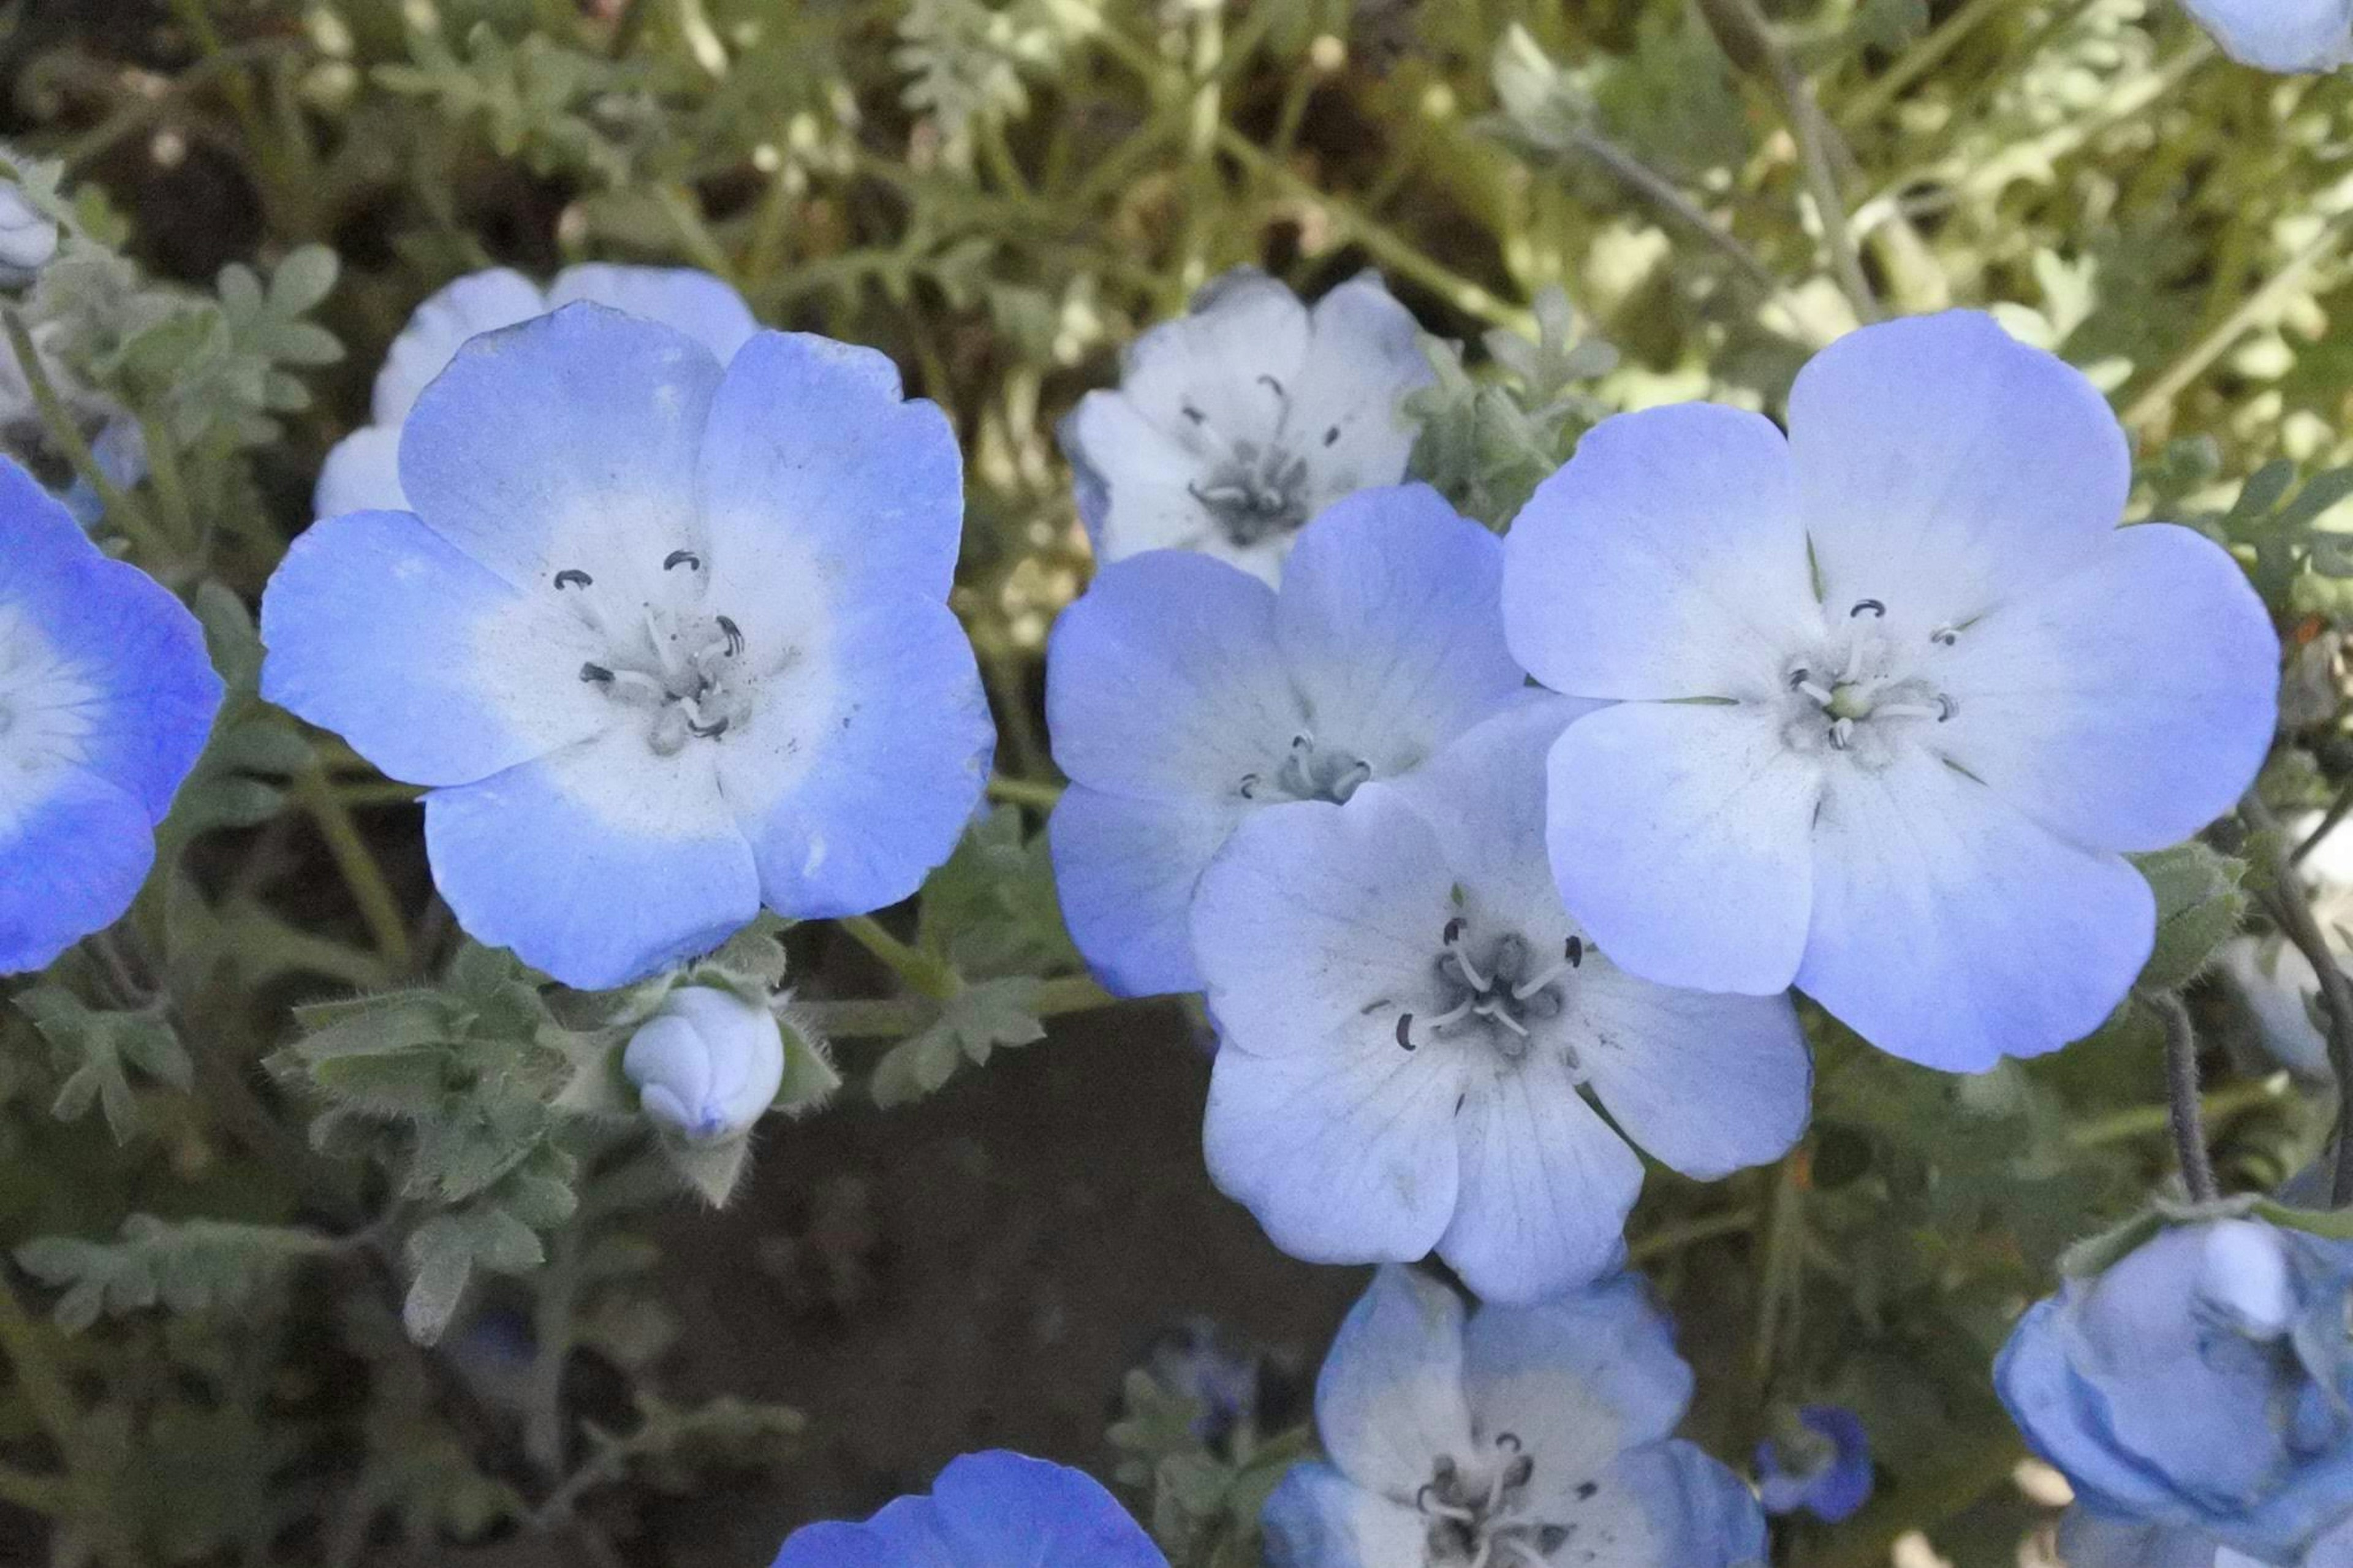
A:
[0,182,58,284]
[623,983,784,1143]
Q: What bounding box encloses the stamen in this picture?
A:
[1396,1014,1417,1051]
[662,550,702,572]
[1181,401,1207,426]
[717,615,744,656]
[1452,947,1493,991]
[1828,717,1855,751]
[1566,936,1583,969]
[1443,916,1466,947]
[1936,694,1957,721]
[1238,773,1260,800]
[553,569,593,590]
[579,662,613,684]
[1423,997,1476,1031]
[1257,373,1287,401]
[686,716,730,740]
[1930,625,1959,646]
[1496,1433,1523,1452]
[1323,425,1341,447]
[1474,1001,1529,1038]
[1794,679,1835,706]
[1850,599,1885,618]
[1512,961,1568,1001]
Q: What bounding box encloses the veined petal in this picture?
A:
[1202,1037,1464,1267]
[1381,693,1601,918]
[1798,748,2154,1070]
[261,509,604,788]
[1119,268,1313,436]
[1262,1463,1427,1568]
[1545,701,1821,996]
[923,1452,1166,1568]
[698,332,964,608]
[1438,1059,1642,1304]
[398,305,724,594]
[1504,403,1814,703]
[722,594,992,920]
[423,729,759,989]
[1048,786,1242,997]
[1600,1441,1773,1568]
[1311,1266,1479,1499]
[1278,485,1529,775]
[1046,551,1297,801]
[1936,523,2277,854]
[0,769,154,974]
[1284,273,1433,489]
[547,264,759,365]
[1460,1276,1694,1500]
[1058,392,1211,555]
[370,267,547,425]
[1572,967,1811,1180]
[1787,312,2129,640]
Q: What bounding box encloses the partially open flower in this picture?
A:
[623,983,786,1143]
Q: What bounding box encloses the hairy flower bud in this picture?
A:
[0,181,58,284]
[623,984,784,1143]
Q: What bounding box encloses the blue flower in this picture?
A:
[1995,1218,2353,1564]
[1504,311,2279,1072]
[1047,483,1527,998]
[0,175,58,286]
[316,263,758,518]
[1059,267,1433,585]
[0,320,147,526]
[772,1449,1167,1568]
[1191,697,1809,1303]
[1264,1265,1767,1568]
[2179,0,2352,73]
[262,305,993,989]
[0,457,221,972]
[1756,1405,1871,1523]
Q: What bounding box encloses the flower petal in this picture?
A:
[398,305,724,593]
[1545,700,1821,995]
[1058,390,1214,558]
[1048,786,1241,997]
[0,769,154,974]
[423,730,759,989]
[1798,748,2154,1070]
[1936,523,2277,854]
[2181,0,2353,70]
[1573,968,1811,1180]
[1460,1273,1694,1493]
[262,509,605,787]
[1047,551,1296,801]
[1202,1038,1463,1267]
[1438,1058,1642,1304]
[925,1452,1167,1567]
[770,1498,950,1568]
[1504,403,1813,702]
[546,264,758,364]
[1119,268,1312,435]
[1278,484,1529,773]
[1593,1441,1773,1568]
[370,267,547,425]
[314,424,406,518]
[1787,312,2129,638]
[1311,1267,1478,1499]
[722,595,992,920]
[1283,274,1433,487]
[1262,1463,1427,1568]
[697,332,964,608]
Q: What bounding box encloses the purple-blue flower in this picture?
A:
[2178,0,2352,73]
[1059,267,1433,585]
[1756,1405,1871,1523]
[772,1449,1166,1568]
[1046,482,1529,998]
[1504,311,2279,1072]
[261,304,993,989]
[1191,697,1809,1303]
[316,263,758,518]
[1264,1265,1767,1568]
[0,456,221,971]
[1995,1218,2353,1566]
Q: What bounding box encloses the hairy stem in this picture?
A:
[836,915,960,1002]
[292,763,415,975]
[2244,789,2353,1205]
[524,1213,587,1483]
[0,311,169,565]
[2146,991,2219,1202]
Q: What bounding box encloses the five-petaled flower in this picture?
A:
[771,1449,1167,1568]
[0,456,221,972]
[1059,267,1434,585]
[1996,1217,2353,1567]
[1047,482,1532,998]
[1191,697,1810,1302]
[315,263,758,518]
[1506,310,2279,1072]
[262,303,994,990]
[1264,1265,1767,1568]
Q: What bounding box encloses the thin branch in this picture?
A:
[2145,991,2218,1202]
[2245,789,2353,1205]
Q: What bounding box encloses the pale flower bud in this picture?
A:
[623,984,784,1143]
[0,182,58,284]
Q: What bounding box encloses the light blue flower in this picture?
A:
[316,263,758,518]
[1190,697,1809,1303]
[623,982,784,1142]
[1756,1405,1871,1523]
[0,320,147,526]
[0,178,57,286]
[772,1449,1167,1568]
[1995,1218,2353,1565]
[2180,0,2352,73]
[262,305,993,990]
[0,456,221,972]
[1059,267,1433,585]
[1264,1265,1767,1568]
[1047,482,1529,998]
[1504,311,2279,1072]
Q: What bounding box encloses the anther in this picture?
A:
[1850,599,1886,618]
[1443,916,1466,947]
[580,662,613,684]
[1238,773,1260,800]
[1936,694,1957,721]
[553,569,593,590]
[662,550,702,572]
[1566,936,1583,968]
[1396,1014,1417,1051]
[1257,373,1287,400]
[1323,425,1341,447]
[1181,402,1206,426]
[1787,667,1813,691]
[1496,1433,1523,1452]
[686,716,731,740]
[1930,625,1959,646]
[717,615,744,656]
[1828,717,1855,750]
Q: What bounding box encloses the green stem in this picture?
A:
[2245,789,2353,1206]
[524,1214,586,1483]
[0,1271,81,1469]
[836,916,960,1002]
[801,972,1117,1040]
[1627,1206,1759,1263]
[292,763,415,975]
[0,1464,68,1514]
[2069,1075,2289,1147]
[986,774,1064,811]
[0,311,170,565]
[2145,991,2219,1203]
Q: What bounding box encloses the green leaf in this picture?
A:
[15,987,192,1144]
[869,976,1045,1107]
[16,1218,335,1332]
[2131,841,2249,993]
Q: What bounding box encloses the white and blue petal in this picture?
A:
[1310,1265,1479,1499]
[2181,0,2353,72]
[1599,1441,1774,1568]
[546,263,759,364]
[0,769,156,974]
[1936,522,2277,855]
[1438,1061,1642,1304]
[1048,786,1241,997]
[367,267,547,428]
[1261,1461,1425,1568]
[1799,748,2154,1070]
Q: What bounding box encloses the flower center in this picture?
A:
[1238,731,1371,806]
[1417,1436,1570,1568]
[556,550,756,758]
[1177,374,1337,549]
[1779,597,1959,766]
[1393,920,1582,1060]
